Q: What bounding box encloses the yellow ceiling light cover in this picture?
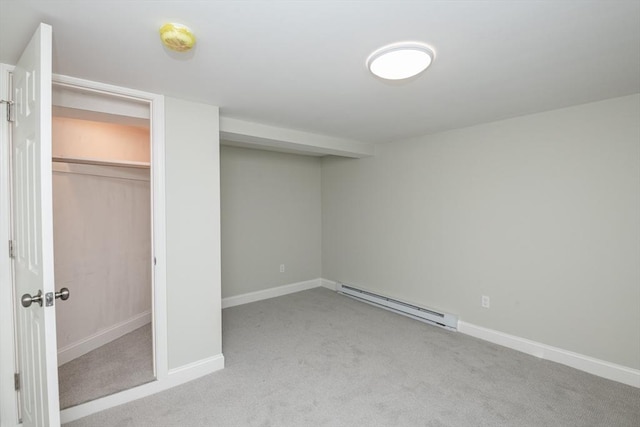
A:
[160,23,196,52]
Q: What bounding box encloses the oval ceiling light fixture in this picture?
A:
[367,42,435,80]
[159,23,196,52]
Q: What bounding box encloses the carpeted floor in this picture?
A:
[59,323,154,409]
[65,287,640,426]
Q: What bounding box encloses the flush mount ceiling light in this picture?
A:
[159,23,196,52]
[367,42,435,80]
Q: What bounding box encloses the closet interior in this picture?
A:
[51,86,155,408]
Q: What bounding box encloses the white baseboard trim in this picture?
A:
[458,321,640,388]
[60,353,225,424]
[57,310,152,366]
[168,353,226,378]
[320,278,338,291]
[222,278,322,308]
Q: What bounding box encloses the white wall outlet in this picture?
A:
[280,264,285,273]
[481,295,490,308]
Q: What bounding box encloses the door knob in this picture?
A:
[55,288,70,301]
[21,288,70,308]
[21,290,43,308]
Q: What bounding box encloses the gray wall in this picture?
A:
[322,94,640,369]
[220,146,321,298]
[165,97,221,369]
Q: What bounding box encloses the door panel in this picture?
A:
[12,23,60,427]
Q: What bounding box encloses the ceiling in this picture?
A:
[1,1,639,145]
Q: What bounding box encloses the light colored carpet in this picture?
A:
[65,287,640,426]
[59,323,154,409]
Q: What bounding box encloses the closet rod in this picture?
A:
[52,156,150,169]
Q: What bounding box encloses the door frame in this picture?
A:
[0,66,168,425]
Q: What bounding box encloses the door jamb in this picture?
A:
[0,62,20,427]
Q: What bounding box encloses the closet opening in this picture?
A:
[51,82,156,409]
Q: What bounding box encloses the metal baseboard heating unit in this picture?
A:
[337,283,458,331]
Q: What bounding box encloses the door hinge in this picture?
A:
[0,100,14,122]
[14,373,20,391]
[8,240,15,259]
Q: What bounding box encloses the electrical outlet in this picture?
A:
[481,295,490,308]
[280,264,285,273]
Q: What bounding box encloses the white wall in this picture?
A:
[165,97,222,370]
[322,94,640,369]
[220,146,322,298]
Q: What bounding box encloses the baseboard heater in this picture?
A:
[337,283,458,331]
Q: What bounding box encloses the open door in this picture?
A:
[11,23,61,426]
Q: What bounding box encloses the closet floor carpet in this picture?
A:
[59,323,154,409]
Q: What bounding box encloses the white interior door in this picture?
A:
[12,23,60,427]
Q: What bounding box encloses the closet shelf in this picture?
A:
[52,156,150,169]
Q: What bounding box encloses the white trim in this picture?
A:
[167,354,225,377]
[222,278,322,309]
[320,278,338,291]
[150,94,167,382]
[57,311,151,366]
[53,74,162,107]
[51,73,169,387]
[458,321,640,388]
[49,74,173,423]
[60,354,224,424]
[0,62,20,427]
